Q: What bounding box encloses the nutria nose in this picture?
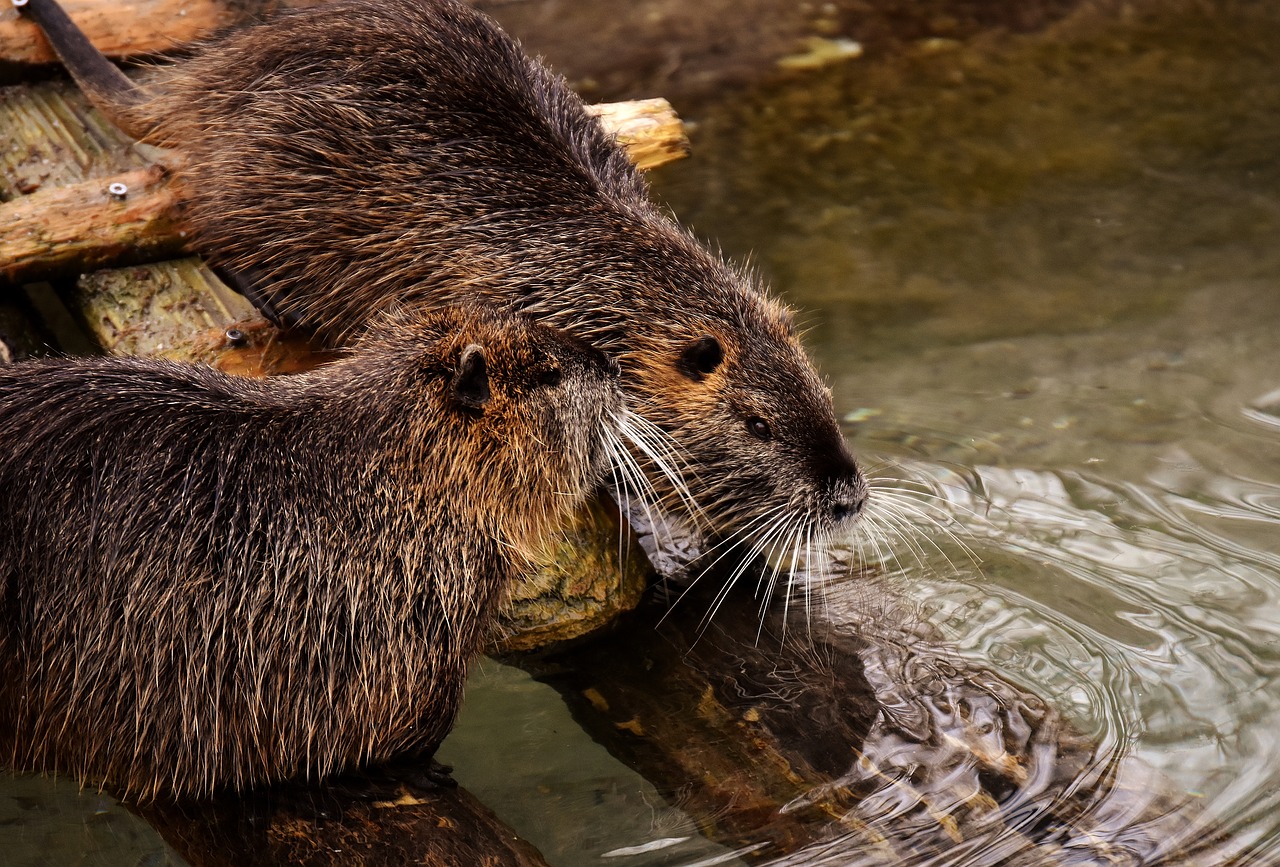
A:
[830,478,868,523]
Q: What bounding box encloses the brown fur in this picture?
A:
[0,307,623,800]
[25,0,867,549]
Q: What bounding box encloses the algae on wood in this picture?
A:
[0,80,144,199]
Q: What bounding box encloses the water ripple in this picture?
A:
[821,454,1280,864]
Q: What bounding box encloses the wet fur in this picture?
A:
[0,307,622,800]
[24,0,867,554]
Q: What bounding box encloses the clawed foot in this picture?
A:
[403,757,457,791]
[345,756,457,800]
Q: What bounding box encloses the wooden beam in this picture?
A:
[0,0,246,64]
[1,163,185,281]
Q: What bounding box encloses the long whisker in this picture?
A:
[872,488,981,567]
[698,507,795,633]
[601,425,635,576]
[776,513,811,639]
[656,503,791,627]
[604,424,672,554]
[618,411,703,527]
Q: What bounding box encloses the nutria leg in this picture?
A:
[385,747,458,791]
[412,757,458,790]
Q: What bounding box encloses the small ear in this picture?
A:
[676,335,724,382]
[453,343,490,410]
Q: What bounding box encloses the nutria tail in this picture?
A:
[18,0,151,138]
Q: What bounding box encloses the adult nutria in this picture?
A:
[22,0,869,564]
[0,306,626,800]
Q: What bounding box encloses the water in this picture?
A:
[6,0,1280,863]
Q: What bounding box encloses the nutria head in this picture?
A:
[349,306,627,555]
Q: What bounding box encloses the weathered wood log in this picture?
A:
[584,98,690,171]
[0,80,144,199]
[0,0,252,64]
[1,163,185,281]
[134,771,551,867]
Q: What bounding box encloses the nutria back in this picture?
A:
[0,306,623,800]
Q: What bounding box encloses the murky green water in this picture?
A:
[6,0,1280,863]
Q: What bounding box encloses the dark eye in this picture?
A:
[539,367,563,388]
[746,416,772,441]
[676,336,723,381]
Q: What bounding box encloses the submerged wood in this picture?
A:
[516,587,881,858]
[135,770,550,867]
[515,571,1199,863]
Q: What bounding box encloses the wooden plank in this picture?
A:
[0,0,247,64]
[0,80,144,199]
[2,163,184,280]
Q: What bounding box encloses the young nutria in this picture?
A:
[0,306,625,800]
[22,0,868,563]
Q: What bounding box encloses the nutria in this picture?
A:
[0,305,626,800]
[22,0,868,562]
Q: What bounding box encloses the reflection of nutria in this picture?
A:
[23,0,868,561]
[0,307,625,800]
